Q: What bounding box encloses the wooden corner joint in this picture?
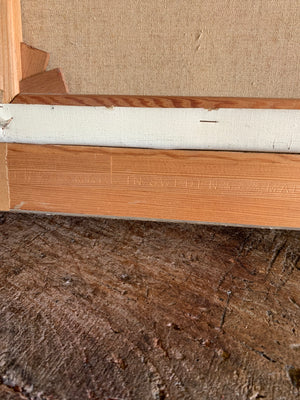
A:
[1,0,68,104]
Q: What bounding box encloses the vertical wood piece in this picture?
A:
[0,0,22,102]
[21,42,50,79]
[19,68,69,94]
[7,144,300,228]
[0,143,9,210]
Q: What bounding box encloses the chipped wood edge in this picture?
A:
[0,143,10,210]
[21,42,50,80]
[0,0,23,103]
[19,68,69,94]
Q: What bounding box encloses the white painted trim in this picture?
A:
[1,104,300,152]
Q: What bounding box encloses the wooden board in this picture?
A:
[0,143,9,210]
[11,94,300,109]
[21,42,49,79]
[19,68,68,94]
[0,0,22,103]
[2,104,300,153]
[6,143,300,228]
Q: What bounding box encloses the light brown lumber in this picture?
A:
[0,0,22,103]
[21,42,50,79]
[11,94,300,109]
[6,143,300,228]
[0,143,9,210]
[19,68,68,94]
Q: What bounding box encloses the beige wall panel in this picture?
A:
[21,0,300,97]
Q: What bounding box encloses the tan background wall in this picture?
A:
[21,0,300,97]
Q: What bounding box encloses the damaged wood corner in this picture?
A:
[0,0,66,211]
[19,41,68,95]
[0,0,67,103]
[19,68,69,94]
[21,42,50,79]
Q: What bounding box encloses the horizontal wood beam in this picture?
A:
[1,104,299,152]
[4,143,300,228]
[11,94,300,109]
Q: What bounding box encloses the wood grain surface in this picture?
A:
[0,212,300,399]
[19,68,68,94]
[0,0,22,103]
[0,144,9,211]
[11,94,300,109]
[21,42,50,80]
[6,144,300,228]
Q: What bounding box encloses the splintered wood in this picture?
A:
[6,144,300,228]
[20,42,50,79]
[19,68,68,94]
